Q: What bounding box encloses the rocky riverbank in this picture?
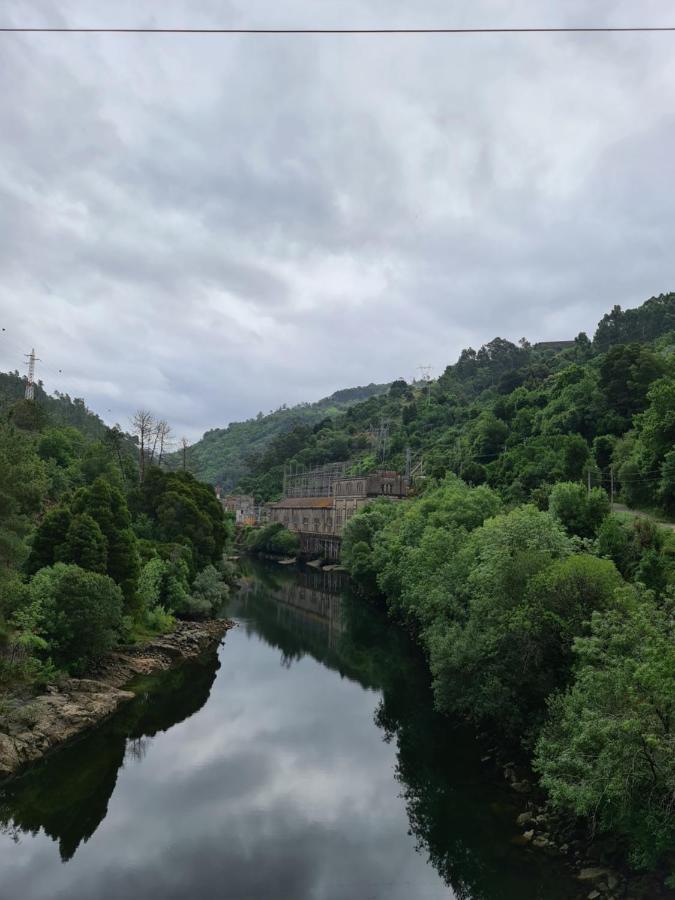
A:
[0,619,234,781]
[498,760,675,900]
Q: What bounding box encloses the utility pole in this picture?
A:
[587,468,592,495]
[610,466,614,512]
[180,437,189,472]
[24,348,40,400]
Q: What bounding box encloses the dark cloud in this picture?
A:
[0,0,673,438]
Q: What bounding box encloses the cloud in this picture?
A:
[0,0,673,438]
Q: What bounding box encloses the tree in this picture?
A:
[247,522,300,557]
[535,587,675,878]
[187,565,229,618]
[599,344,667,422]
[426,506,573,738]
[427,552,621,742]
[59,513,107,574]
[29,564,124,674]
[156,420,172,467]
[180,437,190,471]
[658,450,675,515]
[25,507,72,575]
[548,482,609,538]
[130,409,155,483]
[70,477,140,611]
[37,427,84,468]
[0,424,48,573]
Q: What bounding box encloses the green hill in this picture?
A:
[235,292,675,516]
[0,371,109,440]
[178,383,390,490]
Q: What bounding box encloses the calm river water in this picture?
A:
[0,560,581,899]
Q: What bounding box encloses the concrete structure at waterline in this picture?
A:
[266,463,407,560]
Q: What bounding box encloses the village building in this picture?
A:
[220,494,257,526]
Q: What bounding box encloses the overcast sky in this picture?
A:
[0,1,674,441]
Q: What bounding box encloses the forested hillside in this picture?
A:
[0,372,108,441]
[239,293,675,517]
[178,383,389,489]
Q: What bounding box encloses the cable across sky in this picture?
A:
[0,25,674,35]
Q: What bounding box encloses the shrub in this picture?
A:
[549,481,609,538]
[29,563,124,674]
[247,522,300,557]
[187,565,229,618]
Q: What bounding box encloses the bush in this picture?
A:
[186,565,229,618]
[549,481,609,538]
[29,563,124,674]
[247,522,300,557]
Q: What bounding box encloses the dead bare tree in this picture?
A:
[156,420,173,468]
[180,436,190,471]
[130,409,155,482]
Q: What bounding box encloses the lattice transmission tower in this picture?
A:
[24,348,40,400]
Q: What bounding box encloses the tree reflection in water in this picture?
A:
[0,653,220,861]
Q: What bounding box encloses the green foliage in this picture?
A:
[341,498,403,595]
[548,482,609,538]
[133,468,230,572]
[0,424,48,571]
[136,555,192,616]
[137,557,167,610]
[68,478,141,612]
[427,552,620,741]
[59,513,108,573]
[246,523,300,557]
[535,587,675,876]
[593,294,675,351]
[37,427,85,468]
[659,450,675,515]
[185,564,229,618]
[597,514,671,594]
[29,564,123,674]
[599,344,667,422]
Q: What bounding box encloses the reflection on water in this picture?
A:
[0,655,219,862]
[0,559,580,900]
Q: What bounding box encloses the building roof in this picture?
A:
[268,497,334,510]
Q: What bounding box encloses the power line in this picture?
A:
[1,26,674,35]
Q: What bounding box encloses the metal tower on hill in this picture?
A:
[24,348,39,400]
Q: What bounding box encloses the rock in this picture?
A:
[587,891,601,900]
[0,734,20,779]
[0,619,234,783]
[578,868,610,882]
[522,830,534,843]
[511,780,532,794]
[532,836,551,849]
[517,811,535,827]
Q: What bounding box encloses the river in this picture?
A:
[0,560,581,899]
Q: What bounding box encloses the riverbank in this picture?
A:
[0,619,233,781]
